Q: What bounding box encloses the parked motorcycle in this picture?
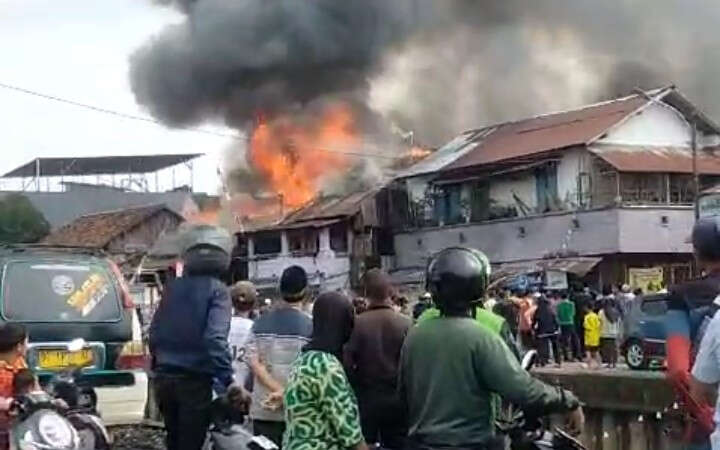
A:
[10,390,80,450]
[11,339,110,450]
[495,350,586,450]
[204,394,277,450]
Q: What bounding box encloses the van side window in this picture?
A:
[641,299,668,316]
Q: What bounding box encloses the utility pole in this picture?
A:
[692,119,700,219]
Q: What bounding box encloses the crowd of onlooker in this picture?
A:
[484,284,646,370]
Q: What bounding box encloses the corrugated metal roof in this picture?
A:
[396,128,495,179]
[3,154,202,178]
[244,188,381,233]
[590,145,720,174]
[442,95,648,171]
[43,204,179,249]
[284,190,375,222]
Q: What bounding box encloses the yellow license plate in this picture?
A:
[38,349,94,370]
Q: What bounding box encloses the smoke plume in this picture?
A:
[131,0,421,129]
[132,0,720,179]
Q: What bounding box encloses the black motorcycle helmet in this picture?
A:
[692,216,720,262]
[426,247,491,315]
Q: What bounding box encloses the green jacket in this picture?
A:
[556,300,576,326]
[399,317,579,448]
[418,306,520,360]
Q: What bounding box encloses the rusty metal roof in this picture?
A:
[43,204,180,249]
[442,95,648,172]
[242,189,381,233]
[590,146,720,174]
[283,189,379,223]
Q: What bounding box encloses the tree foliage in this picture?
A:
[0,194,50,243]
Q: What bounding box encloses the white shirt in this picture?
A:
[692,311,720,449]
[228,316,254,382]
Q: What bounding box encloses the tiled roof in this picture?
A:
[43,204,178,249]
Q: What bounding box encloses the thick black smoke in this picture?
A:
[131,0,422,129]
[133,0,720,149]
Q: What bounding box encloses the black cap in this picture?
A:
[280,266,308,302]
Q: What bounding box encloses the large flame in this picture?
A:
[248,104,359,208]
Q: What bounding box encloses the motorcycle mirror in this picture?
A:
[521,350,538,371]
[67,338,86,353]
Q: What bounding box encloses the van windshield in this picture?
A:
[2,260,122,322]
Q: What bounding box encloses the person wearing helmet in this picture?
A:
[398,247,584,449]
[665,216,720,449]
[149,225,236,450]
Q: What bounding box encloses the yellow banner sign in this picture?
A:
[628,267,664,293]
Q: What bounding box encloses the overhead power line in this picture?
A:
[0,81,400,160]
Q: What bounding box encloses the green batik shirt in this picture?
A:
[283,350,363,450]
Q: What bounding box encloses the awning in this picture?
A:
[589,145,720,175]
[250,218,343,232]
[492,256,602,280]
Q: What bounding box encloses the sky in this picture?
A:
[0,0,233,194]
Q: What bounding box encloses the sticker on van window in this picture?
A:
[67,273,109,317]
[51,275,75,296]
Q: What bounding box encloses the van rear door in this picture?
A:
[1,259,131,343]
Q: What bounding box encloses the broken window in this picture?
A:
[329,222,348,253]
[254,232,281,255]
[288,229,319,256]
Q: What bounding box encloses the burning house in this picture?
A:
[390,86,720,290]
[233,188,397,298]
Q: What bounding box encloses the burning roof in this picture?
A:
[241,188,382,233]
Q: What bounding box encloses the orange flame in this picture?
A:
[408,146,431,160]
[248,104,359,208]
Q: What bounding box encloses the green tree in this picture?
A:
[0,194,50,243]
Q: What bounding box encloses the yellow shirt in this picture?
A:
[583,312,601,347]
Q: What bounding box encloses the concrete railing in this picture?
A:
[534,367,685,450]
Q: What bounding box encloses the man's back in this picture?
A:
[345,305,412,388]
[399,317,505,447]
[150,276,232,379]
[246,306,312,422]
[556,300,575,326]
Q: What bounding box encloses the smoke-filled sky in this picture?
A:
[3,0,720,196]
[131,0,720,147]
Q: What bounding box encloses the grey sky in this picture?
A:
[0,0,231,193]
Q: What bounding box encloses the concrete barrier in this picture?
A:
[534,367,686,450]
